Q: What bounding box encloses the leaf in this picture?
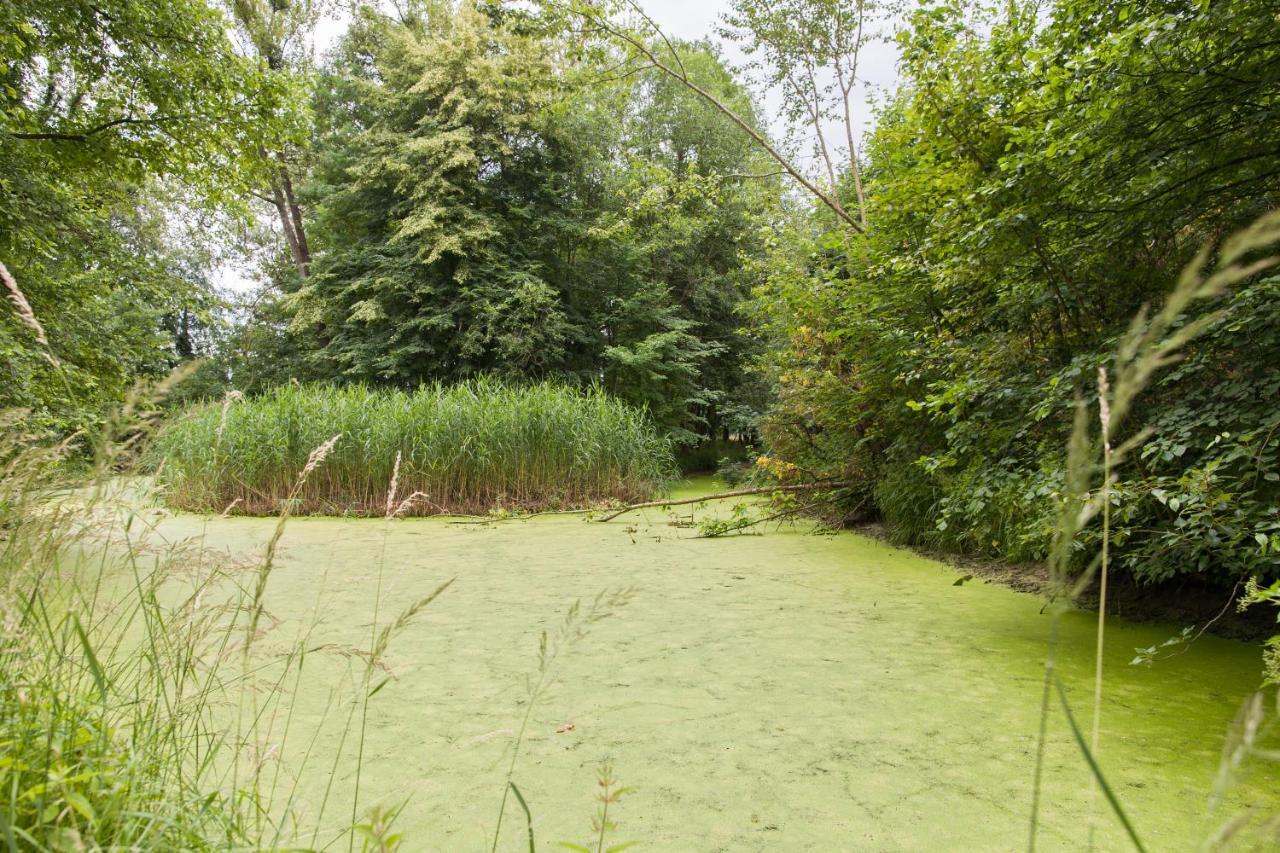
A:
[1054,677,1148,852]
[509,782,536,853]
[64,791,95,824]
[73,615,108,704]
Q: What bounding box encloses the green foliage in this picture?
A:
[1240,578,1280,686]
[676,438,750,475]
[236,2,778,442]
[1023,211,1280,849]
[750,0,1280,586]
[1,0,299,434]
[152,379,675,515]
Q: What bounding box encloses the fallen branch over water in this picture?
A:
[442,481,852,525]
[593,481,852,522]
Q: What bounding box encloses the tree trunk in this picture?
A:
[278,163,311,276]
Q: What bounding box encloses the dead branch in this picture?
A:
[594,481,852,522]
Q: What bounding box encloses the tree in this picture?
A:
[270,2,780,440]
[721,0,884,228]
[292,3,567,382]
[749,0,1280,584]
[228,0,326,278]
[1,0,295,432]
[549,0,866,232]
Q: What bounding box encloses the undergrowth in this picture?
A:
[1027,211,1280,849]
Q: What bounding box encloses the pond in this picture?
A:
[149,479,1278,851]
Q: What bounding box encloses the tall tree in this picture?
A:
[552,0,866,232]
[228,0,326,277]
[262,2,780,440]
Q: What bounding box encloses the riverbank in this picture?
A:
[853,522,1276,643]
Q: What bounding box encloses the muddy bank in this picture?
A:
[854,522,1276,643]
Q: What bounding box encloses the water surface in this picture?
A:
[151,479,1278,850]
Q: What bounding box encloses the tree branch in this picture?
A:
[594,481,852,522]
[9,114,179,141]
[558,0,866,233]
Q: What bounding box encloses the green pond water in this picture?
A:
[142,478,1277,851]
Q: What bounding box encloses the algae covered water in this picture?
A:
[153,479,1278,850]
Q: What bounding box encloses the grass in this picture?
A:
[0,368,460,849]
[1,414,261,848]
[151,380,676,517]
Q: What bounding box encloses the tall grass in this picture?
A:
[0,358,441,847]
[2,419,267,847]
[152,380,675,516]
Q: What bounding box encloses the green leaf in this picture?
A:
[1054,678,1147,852]
[509,782,536,853]
[73,615,108,704]
[64,791,95,824]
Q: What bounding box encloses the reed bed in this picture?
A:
[152,380,675,516]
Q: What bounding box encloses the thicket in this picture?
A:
[153,380,675,515]
[750,0,1280,587]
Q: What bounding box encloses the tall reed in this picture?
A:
[151,379,675,516]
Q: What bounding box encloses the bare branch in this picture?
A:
[594,481,852,522]
[9,114,180,142]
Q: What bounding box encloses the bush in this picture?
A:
[873,459,944,548]
[151,379,675,516]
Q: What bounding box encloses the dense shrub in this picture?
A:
[152,380,675,515]
[750,0,1280,587]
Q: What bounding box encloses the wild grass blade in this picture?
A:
[1054,677,1146,852]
